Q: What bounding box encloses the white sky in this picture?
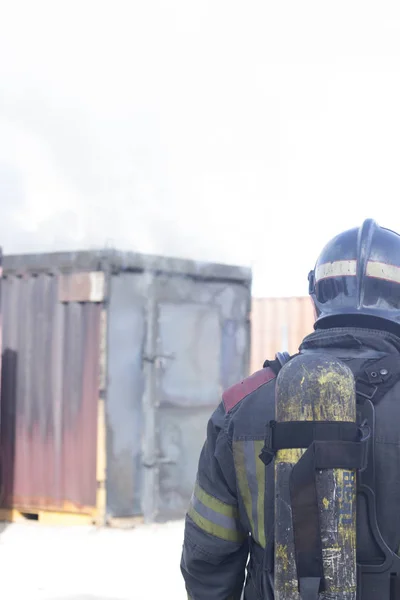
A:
[1,1,400,296]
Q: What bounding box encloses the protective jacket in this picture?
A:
[181,326,400,599]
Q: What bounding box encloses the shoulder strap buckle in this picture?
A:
[356,379,378,402]
[259,420,277,466]
[276,351,291,368]
[263,351,294,376]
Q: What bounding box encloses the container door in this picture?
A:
[154,301,222,520]
[139,273,250,522]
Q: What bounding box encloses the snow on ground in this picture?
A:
[0,519,187,600]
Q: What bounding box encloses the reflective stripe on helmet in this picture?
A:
[366,261,400,284]
[315,260,357,281]
[315,259,400,285]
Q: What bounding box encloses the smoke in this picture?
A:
[2,1,400,296]
[0,6,261,267]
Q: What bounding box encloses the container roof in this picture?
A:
[3,249,252,284]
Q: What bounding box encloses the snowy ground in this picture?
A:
[0,519,187,600]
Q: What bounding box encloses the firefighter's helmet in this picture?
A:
[309,219,400,328]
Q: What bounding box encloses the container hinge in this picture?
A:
[142,457,176,468]
[142,353,175,367]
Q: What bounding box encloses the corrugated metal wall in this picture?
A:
[1,273,101,515]
[250,297,316,373]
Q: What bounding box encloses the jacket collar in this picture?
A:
[300,327,400,357]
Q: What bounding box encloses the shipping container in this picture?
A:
[0,250,252,523]
[250,296,316,373]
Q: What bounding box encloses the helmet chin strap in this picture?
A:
[307,270,320,321]
[308,270,315,294]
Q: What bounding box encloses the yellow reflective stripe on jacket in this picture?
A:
[194,482,239,519]
[232,441,255,535]
[188,482,245,543]
[188,505,245,542]
[233,439,266,548]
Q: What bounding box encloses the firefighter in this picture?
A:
[180,218,400,599]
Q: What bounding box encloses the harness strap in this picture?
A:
[260,420,370,600]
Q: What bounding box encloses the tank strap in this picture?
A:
[260,420,369,600]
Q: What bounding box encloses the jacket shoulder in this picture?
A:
[222,367,276,413]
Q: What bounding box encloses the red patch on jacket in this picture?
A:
[222,367,276,413]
